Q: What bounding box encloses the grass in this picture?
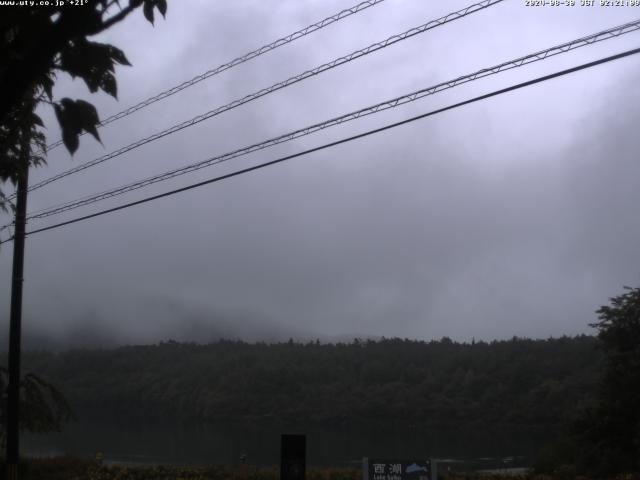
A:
[0,457,637,480]
[0,458,360,480]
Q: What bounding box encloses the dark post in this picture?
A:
[6,159,29,480]
[280,434,306,480]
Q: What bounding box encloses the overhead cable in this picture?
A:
[25,19,640,221]
[24,0,504,196]
[2,46,637,244]
[46,0,389,151]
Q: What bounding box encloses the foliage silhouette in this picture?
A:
[0,366,73,451]
[16,336,601,430]
[581,286,640,474]
[0,0,168,213]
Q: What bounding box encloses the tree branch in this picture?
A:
[90,2,137,34]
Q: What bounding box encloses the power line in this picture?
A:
[24,0,503,196]
[45,0,389,152]
[2,46,637,245]
[24,18,640,222]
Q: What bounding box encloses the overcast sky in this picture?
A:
[1,0,639,348]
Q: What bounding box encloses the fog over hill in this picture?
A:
[1,305,382,351]
[1,1,640,349]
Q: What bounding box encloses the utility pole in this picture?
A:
[6,147,29,480]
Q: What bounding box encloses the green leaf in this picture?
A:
[53,102,69,132]
[157,0,167,17]
[143,0,154,24]
[61,127,79,154]
[72,99,102,143]
[59,39,125,98]
[32,130,47,156]
[40,74,54,101]
[108,45,131,66]
[31,113,44,128]
[54,98,102,154]
[30,155,46,168]
[100,71,117,98]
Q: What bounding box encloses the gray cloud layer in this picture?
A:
[1,0,639,348]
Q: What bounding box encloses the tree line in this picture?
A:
[13,335,602,430]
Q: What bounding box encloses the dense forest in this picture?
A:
[12,336,602,430]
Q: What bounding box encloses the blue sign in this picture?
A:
[365,459,432,480]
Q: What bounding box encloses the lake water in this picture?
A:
[24,421,547,468]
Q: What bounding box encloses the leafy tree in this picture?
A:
[17,336,602,431]
[0,366,73,450]
[0,0,168,212]
[585,286,640,473]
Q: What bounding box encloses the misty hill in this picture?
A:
[17,336,601,429]
[0,310,321,351]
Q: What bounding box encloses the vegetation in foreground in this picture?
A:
[2,286,638,478]
[2,457,359,480]
[0,456,638,480]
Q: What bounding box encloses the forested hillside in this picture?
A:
[16,336,601,429]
